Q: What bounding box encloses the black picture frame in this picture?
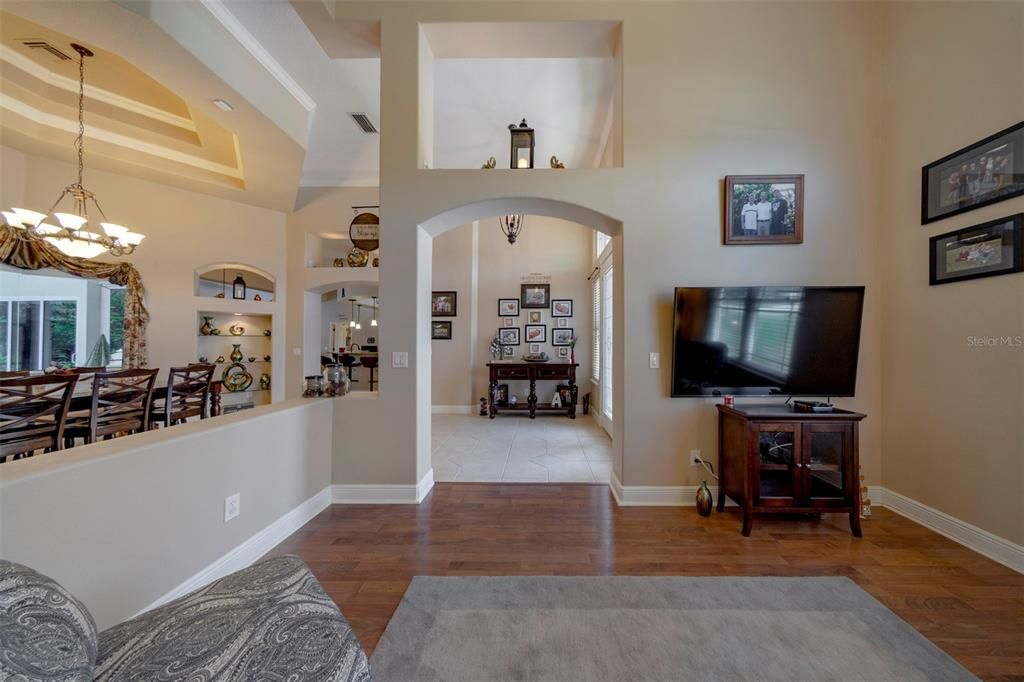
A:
[524,324,546,343]
[520,283,550,309]
[929,213,1023,285]
[556,384,578,405]
[493,383,509,407]
[922,121,1024,224]
[498,328,520,346]
[502,346,514,358]
[551,299,573,317]
[552,328,575,346]
[432,291,457,317]
[498,298,520,317]
[431,321,452,339]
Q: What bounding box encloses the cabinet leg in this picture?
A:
[741,507,753,536]
[568,380,577,419]
[488,380,497,419]
[716,488,725,513]
[528,380,537,419]
[849,511,863,538]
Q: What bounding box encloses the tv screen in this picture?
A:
[671,286,865,397]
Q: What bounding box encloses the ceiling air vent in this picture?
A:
[349,112,378,134]
[22,40,73,61]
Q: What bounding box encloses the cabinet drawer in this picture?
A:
[494,367,530,380]
[535,367,571,380]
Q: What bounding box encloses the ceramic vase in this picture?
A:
[200,316,215,336]
[696,480,713,517]
[230,344,244,363]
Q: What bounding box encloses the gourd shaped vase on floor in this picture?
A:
[230,344,244,363]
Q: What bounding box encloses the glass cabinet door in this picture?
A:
[803,424,852,504]
[755,424,800,505]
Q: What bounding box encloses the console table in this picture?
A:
[716,404,866,537]
[487,361,578,419]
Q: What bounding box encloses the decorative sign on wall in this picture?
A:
[349,212,380,251]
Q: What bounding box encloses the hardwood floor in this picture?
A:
[269,483,1023,680]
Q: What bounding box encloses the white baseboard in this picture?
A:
[874,486,1023,574]
[608,474,735,507]
[332,468,435,504]
[136,486,332,616]
[432,405,476,414]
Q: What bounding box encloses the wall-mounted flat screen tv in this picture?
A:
[671,286,865,397]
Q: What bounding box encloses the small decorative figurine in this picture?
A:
[259,373,271,390]
[248,356,257,362]
[263,354,272,362]
[482,156,497,169]
[216,355,225,363]
[215,292,225,299]
[333,257,346,267]
[479,398,488,416]
[263,329,272,337]
[200,316,215,336]
[253,294,263,301]
[229,323,245,336]
[550,155,565,169]
[198,356,209,363]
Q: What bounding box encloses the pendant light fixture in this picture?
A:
[497,214,525,245]
[2,43,144,258]
[349,299,357,328]
[371,296,378,327]
[355,304,362,330]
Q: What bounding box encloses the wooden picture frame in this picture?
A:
[498,328,520,346]
[551,299,573,317]
[524,324,546,343]
[431,321,452,339]
[922,121,1024,224]
[929,213,1023,285]
[520,283,550,308]
[552,328,575,346]
[723,174,804,245]
[432,291,457,317]
[498,298,520,316]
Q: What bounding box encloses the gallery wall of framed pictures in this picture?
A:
[493,282,577,362]
[922,121,1024,287]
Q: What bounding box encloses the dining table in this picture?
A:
[66,376,224,416]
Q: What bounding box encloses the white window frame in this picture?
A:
[591,239,613,436]
[0,296,82,370]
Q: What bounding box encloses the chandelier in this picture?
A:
[2,43,144,259]
[497,214,525,245]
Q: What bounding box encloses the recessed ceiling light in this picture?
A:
[213,99,234,112]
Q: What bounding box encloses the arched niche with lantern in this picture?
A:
[193,263,277,302]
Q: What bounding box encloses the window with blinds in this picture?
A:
[591,275,601,382]
[601,267,613,418]
[744,291,802,377]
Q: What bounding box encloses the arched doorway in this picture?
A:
[419,197,624,489]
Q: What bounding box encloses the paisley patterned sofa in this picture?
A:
[0,555,370,681]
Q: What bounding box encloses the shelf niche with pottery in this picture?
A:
[194,265,276,303]
[197,311,273,412]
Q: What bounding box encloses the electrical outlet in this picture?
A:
[224,493,240,522]
[690,450,703,467]
[649,352,660,369]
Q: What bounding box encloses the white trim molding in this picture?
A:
[332,469,435,504]
[200,0,316,112]
[136,486,331,616]
[875,487,1023,574]
[607,478,1022,574]
[432,405,476,414]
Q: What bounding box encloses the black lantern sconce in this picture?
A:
[232,273,247,300]
[508,119,534,169]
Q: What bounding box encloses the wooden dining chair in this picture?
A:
[69,366,107,376]
[63,368,158,446]
[149,364,215,429]
[0,371,30,379]
[0,375,78,463]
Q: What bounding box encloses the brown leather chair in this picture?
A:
[0,375,78,463]
[64,368,158,446]
[149,364,215,429]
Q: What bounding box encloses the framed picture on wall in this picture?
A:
[432,291,457,317]
[530,343,541,354]
[529,311,542,323]
[502,346,514,358]
[431,321,452,340]
[723,174,804,245]
[551,299,573,317]
[521,283,550,308]
[929,213,1023,285]
[498,328,520,346]
[557,318,568,328]
[498,298,520,316]
[922,121,1024,224]
[552,328,575,346]
[503,317,514,327]
[525,324,546,343]
[557,347,569,358]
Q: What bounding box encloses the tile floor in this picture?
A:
[432,413,613,483]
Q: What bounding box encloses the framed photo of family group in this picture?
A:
[929,214,1023,286]
[922,122,1024,225]
[723,175,804,245]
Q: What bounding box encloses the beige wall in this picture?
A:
[878,3,1024,544]
[0,145,289,397]
[0,399,333,629]
[431,216,594,408]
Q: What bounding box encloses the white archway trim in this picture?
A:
[419,197,622,237]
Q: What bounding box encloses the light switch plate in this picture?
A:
[649,352,660,369]
[392,351,409,368]
[292,347,301,356]
[224,493,240,522]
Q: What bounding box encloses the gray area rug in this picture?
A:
[369,576,975,681]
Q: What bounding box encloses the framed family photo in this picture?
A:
[502,346,514,358]
[929,214,1023,286]
[520,283,550,308]
[525,324,546,343]
[528,311,542,324]
[431,321,452,340]
[498,298,520,316]
[552,328,575,346]
[498,328,520,346]
[551,299,573,317]
[432,291,457,317]
[922,122,1024,224]
[723,174,804,245]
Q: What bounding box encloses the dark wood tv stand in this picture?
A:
[716,404,866,537]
